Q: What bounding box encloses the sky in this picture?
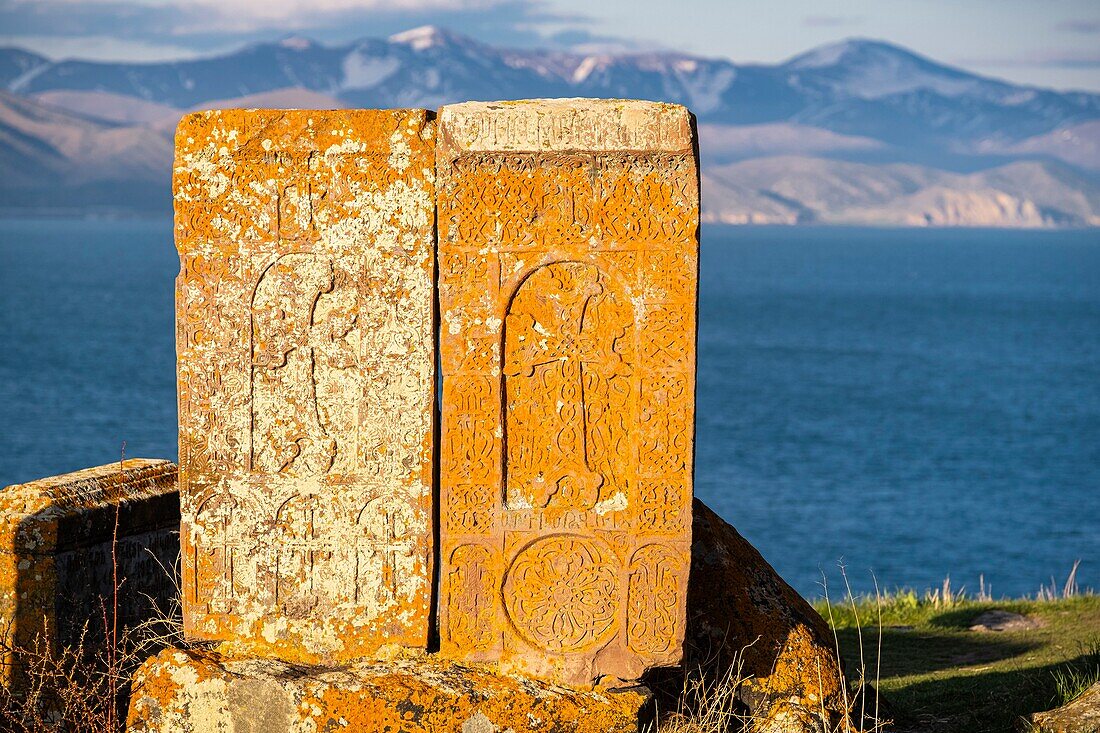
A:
[2,0,1099,92]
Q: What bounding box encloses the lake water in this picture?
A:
[0,219,1097,599]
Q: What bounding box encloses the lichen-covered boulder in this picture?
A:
[126,647,648,733]
[1030,682,1100,733]
[648,500,854,732]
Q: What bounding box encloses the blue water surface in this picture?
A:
[0,219,1097,598]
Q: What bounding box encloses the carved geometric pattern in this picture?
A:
[447,484,494,533]
[503,536,620,653]
[437,100,699,685]
[627,544,686,655]
[637,480,689,532]
[446,544,498,652]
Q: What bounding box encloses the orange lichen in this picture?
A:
[436,99,700,687]
[174,109,437,664]
[127,646,647,732]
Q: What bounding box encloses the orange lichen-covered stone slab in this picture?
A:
[174,109,436,662]
[0,460,179,687]
[436,99,699,685]
[126,647,648,733]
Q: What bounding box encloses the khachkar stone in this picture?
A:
[436,99,699,685]
[0,460,179,686]
[174,109,436,662]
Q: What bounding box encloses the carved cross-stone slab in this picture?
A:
[174,109,436,662]
[436,99,699,685]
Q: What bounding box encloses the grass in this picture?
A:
[1051,642,1100,707]
[816,587,1100,733]
[650,659,748,733]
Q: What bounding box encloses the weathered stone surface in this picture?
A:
[1030,682,1100,733]
[174,109,436,662]
[968,609,1041,632]
[436,99,700,686]
[126,647,648,733]
[0,459,179,686]
[648,499,853,732]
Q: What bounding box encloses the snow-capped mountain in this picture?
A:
[2,28,1099,225]
[4,29,1097,149]
[779,39,1100,147]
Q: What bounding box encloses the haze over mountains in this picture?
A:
[2,26,1098,226]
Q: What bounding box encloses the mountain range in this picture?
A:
[2,26,1099,226]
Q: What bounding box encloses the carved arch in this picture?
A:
[501,261,635,511]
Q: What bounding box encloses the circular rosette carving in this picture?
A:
[503,535,620,653]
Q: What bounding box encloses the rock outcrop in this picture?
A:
[648,499,853,732]
[1030,682,1100,733]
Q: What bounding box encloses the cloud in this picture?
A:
[1,33,204,61]
[0,0,587,56]
[168,0,504,34]
[803,15,862,28]
[1055,19,1100,34]
[540,27,661,54]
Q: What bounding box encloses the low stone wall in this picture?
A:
[0,459,180,686]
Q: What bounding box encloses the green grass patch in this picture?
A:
[815,593,1100,733]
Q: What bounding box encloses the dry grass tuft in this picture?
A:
[0,447,184,732]
[1050,635,1100,707]
[652,654,749,733]
[0,572,183,733]
[1037,560,1083,602]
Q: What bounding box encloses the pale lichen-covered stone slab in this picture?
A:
[127,647,647,733]
[436,99,699,685]
[0,459,179,687]
[174,109,435,662]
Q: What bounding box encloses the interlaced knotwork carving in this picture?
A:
[503,536,620,652]
[503,262,633,511]
[447,544,497,651]
[437,100,699,685]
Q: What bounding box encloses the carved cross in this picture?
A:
[371,507,410,600]
[504,263,630,508]
[455,559,490,611]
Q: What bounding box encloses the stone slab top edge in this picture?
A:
[173,107,435,156]
[0,459,178,519]
[438,98,695,153]
[440,97,689,116]
[172,100,695,154]
[176,106,433,128]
